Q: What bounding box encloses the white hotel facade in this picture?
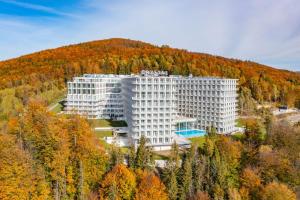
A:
[65,71,238,147]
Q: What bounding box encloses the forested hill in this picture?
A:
[0,38,299,109]
[1,39,300,200]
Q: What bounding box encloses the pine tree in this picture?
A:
[168,170,179,200]
[109,144,124,168]
[163,142,180,200]
[128,144,136,169]
[193,153,207,192]
[134,135,153,169]
[179,151,193,200]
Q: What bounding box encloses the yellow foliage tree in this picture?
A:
[261,182,296,200]
[99,164,136,200]
[0,134,50,200]
[135,170,169,200]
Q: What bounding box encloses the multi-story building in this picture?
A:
[177,77,238,133]
[65,71,238,147]
[65,74,128,119]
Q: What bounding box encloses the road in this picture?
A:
[278,113,300,125]
[47,98,65,112]
[48,102,59,111]
[272,108,298,116]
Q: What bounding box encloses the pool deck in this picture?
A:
[175,129,206,138]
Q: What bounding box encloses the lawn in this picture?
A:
[153,152,169,160]
[120,147,130,154]
[94,130,113,138]
[89,119,127,128]
[189,136,206,147]
[231,132,245,140]
[52,103,64,113]
[236,118,245,127]
[98,139,111,150]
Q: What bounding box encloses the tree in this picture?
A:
[167,170,179,200]
[216,136,242,189]
[21,101,70,200]
[0,134,50,200]
[109,144,124,168]
[295,98,300,109]
[192,153,207,193]
[197,128,242,199]
[261,182,296,200]
[239,167,261,199]
[135,170,169,200]
[163,142,180,200]
[13,102,108,199]
[99,164,136,200]
[228,188,241,200]
[128,144,136,169]
[134,135,154,170]
[66,116,108,198]
[262,121,300,187]
[190,191,210,200]
[179,150,193,200]
[241,119,266,167]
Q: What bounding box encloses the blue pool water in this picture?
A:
[175,129,206,138]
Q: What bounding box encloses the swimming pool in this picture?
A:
[175,129,206,138]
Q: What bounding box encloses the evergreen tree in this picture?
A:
[168,170,178,200]
[128,144,136,169]
[109,144,124,168]
[163,142,180,200]
[134,135,154,170]
[193,153,207,192]
[179,151,193,200]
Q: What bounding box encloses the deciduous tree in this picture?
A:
[99,164,136,200]
[135,170,169,200]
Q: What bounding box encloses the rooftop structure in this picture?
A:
[65,71,238,148]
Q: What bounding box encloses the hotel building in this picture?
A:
[65,71,238,147]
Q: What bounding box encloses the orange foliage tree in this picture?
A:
[261,182,296,200]
[99,164,136,200]
[0,134,50,200]
[135,170,169,200]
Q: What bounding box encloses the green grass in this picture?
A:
[236,118,245,127]
[52,103,64,113]
[153,153,169,160]
[98,139,111,149]
[89,119,127,128]
[48,93,65,107]
[231,132,245,140]
[120,147,130,154]
[94,130,113,138]
[189,136,206,147]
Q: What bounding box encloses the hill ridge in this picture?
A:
[0,38,299,108]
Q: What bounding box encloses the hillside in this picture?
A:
[0,38,299,120]
[0,38,300,199]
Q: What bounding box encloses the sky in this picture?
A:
[0,0,300,71]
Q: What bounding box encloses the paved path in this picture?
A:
[272,108,298,116]
[48,102,59,111]
[95,127,127,130]
[278,113,300,124]
[47,98,65,111]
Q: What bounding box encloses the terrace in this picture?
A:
[174,116,206,138]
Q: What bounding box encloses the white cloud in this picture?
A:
[0,0,299,71]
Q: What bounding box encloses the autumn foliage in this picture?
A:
[99,164,136,200]
[0,39,299,199]
[0,38,299,111]
[135,170,169,200]
[3,101,108,199]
